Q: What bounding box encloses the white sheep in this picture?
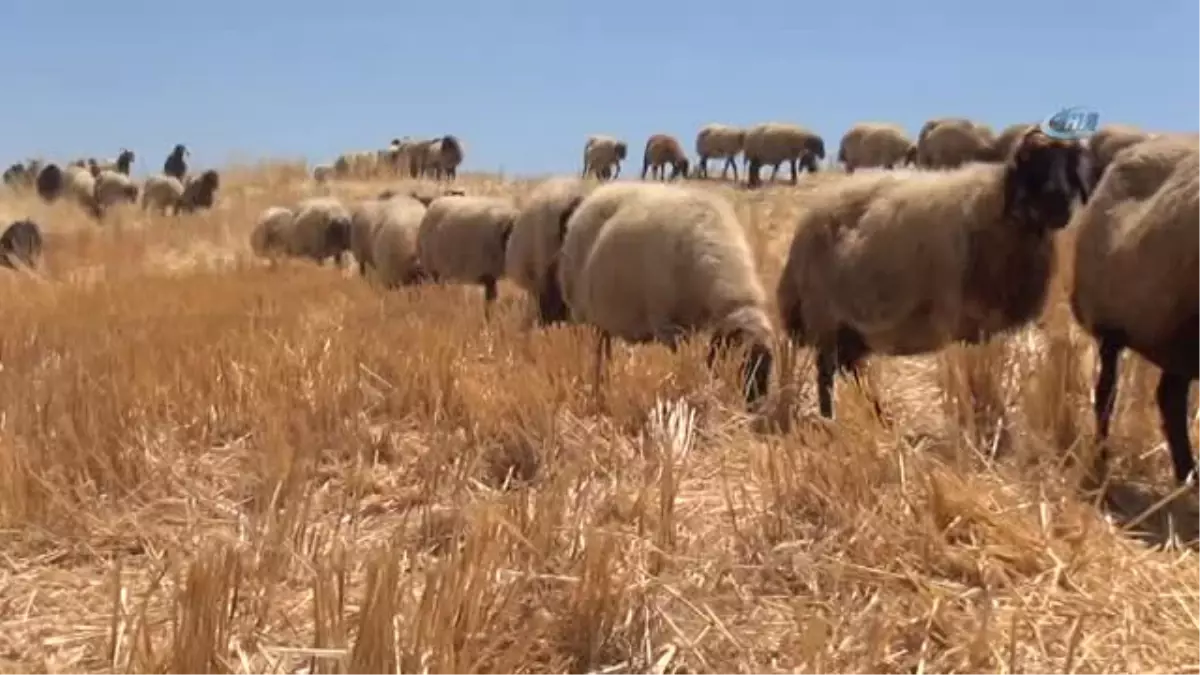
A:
[1069,134,1199,485]
[141,175,185,214]
[776,128,1091,418]
[286,197,354,266]
[556,181,775,408]
[250,206,296,261]
[416,194,517,318]
[93,169,140,213]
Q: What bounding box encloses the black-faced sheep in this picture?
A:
[96,149,135,175]
[557,182,775,408]
[1069,134,1199,486]
[743,122,826,188]
[141,175,185,214]
[416,194,518,317]
[641,133,690,181]
[776,128,1091,419]
[424,135,465,180]
[581,135,628,181]
[0,219,44,271]
[176,169,221,214]
[837,122,916,173]
[503,177,596,325]
[694,123,746,181]
[163,144,189,180]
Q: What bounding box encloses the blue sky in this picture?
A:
[2,0,1196,177]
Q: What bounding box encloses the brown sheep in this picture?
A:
[582,135,628,181]
[694,123,746,181]
[743,122,826,188]
[837,122,916,173]
[176,170,221,214]
[916,118,1001,169]
[777,128,1090,418]
[641,133,690,180]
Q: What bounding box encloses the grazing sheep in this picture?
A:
[93,170,140,210]
[141,175,185,214]
[1069,135,1199,486]
[916,118,1001,169]
[581,135,628,181]
[286,197,354,266]
[0,219,44,271]
[417,194,518,317]
[368,197,430,288]
[743,122,826,188]
[504,177,596,325]
[176,169,221,214]
[641,133,690,181]
[556,181,775,407]
[694,123,746,181]
[1086,124,1153,185]
[250,206,296,260]
[163,144,189,180]
[777,128,1091,418]
[837,122,916,173]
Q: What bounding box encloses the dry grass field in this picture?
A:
[0,164,1196,674]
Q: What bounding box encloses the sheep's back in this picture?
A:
[371,201,427,285]
[290,197,350,256]
[505,178,592,293]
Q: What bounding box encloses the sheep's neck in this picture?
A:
[957,222,1054,343]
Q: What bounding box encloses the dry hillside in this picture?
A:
[0,164,1196,674]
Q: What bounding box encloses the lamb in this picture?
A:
[176,169,221,214]
[837,122,916,173]
[641,133,690,180]
[0,219,44,271]
[163,144,189,181]
[416,194,518,317]
[249,206,296,260]
[503,177,596,325]
[141,175,185,214]
[581,135,628,181]
[742,122,826,188]
[93,170,140,210]
[776,128,1091,418]
[916,118,1001,169]
[694,123,746,181]
[1068,134,1199,486]
[556,181,775,408]
[285,197,354,266]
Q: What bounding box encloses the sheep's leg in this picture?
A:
[789,158,799,184]
[727,157,739,183]
[481,276,498,321]
[746,159,761,188]
[1093,334,1124,440]
[592,330,613,404]
[816,326,875,420]
[769,163,780,182]
[1156,371,1197,486]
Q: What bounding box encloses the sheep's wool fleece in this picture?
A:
[418,196,516,282]
[1070,136,1200,350]
[778,162,1025,355]
[558,182,768,341]
[504,177,593,293]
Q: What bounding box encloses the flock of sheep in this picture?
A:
[0,118,1196,491]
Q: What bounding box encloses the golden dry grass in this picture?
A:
[0,165,1196,674]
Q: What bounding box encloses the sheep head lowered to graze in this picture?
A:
[776,127,1091,419]
[176,169,221,214]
